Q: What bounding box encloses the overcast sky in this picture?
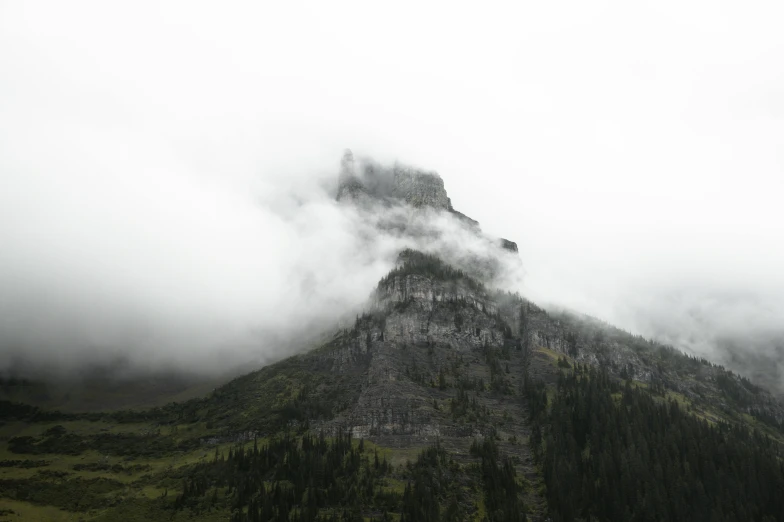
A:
[1,2,783,380]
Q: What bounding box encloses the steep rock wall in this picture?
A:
[389,166,450,209]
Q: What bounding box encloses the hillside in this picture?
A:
[1,155,784,521]
[2,250,784,521]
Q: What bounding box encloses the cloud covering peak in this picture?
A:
[1,1,784,390]
[0,145,521,374]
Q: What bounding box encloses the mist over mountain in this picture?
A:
[3,143,784,404]
[618,288,784,395]
[3,160,784,520]
[2,1,784,394]
[0,149,523,377]
[4,3,784,521]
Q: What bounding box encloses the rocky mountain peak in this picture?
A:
[336,149,449,210]
[336,150,519,254]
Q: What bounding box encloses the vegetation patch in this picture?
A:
[0,475,124,512]
[524,365,784,521]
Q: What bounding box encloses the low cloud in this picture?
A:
[0,145,521,376]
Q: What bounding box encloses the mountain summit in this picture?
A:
[337,149,517,253]
[1,154,784,521]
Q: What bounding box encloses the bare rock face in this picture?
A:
[388,165,450,209]
[499,238,518,253]
[375,274,500,348]
[317,267,513,443]
[376,274,497,315]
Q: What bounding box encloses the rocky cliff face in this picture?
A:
[300,250,544,518]
[499,238,519,253]
[388,166,451,209]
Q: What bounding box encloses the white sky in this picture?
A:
[1,1,784,375]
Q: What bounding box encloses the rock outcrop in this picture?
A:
[499,238,518,253]
[388,165,450,209]
[337,149,450,210]
[311,251,526,450]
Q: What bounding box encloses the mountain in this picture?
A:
[1,154,784,521]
